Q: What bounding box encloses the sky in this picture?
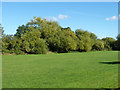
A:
[1,0,119,2]
[1,2,118,39]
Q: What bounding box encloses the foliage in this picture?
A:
[26,17,61,39]
[47,30,77,53]
[102,37,116,50]
[0,24,4,53]
[21,29,48,54]
[1,17,119,54]
[92,40,104,51]
[2,35,14,53]
[75,29,96,52]
[116,34,120,50]
[15,25,28,38]
[2,35,24,54]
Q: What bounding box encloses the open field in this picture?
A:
[2,51,118,88]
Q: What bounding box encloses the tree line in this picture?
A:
[1,17,120,54]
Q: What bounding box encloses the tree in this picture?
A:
[15,25,28,38]
[92,40,104,51]
[2,35,14,53]
[47,31,77,53]
[116,34,120,50]
[11,36,23,54]
[75,29,95,52]
[102,37,116,50]
[2,35,24,54]
[21,29,48,54]
[26,17,61,39]
[2,16,118,55]
[90,32,97,41]
[0,24,4,53]
[61,27,78,40]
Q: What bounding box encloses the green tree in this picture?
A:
[26,17,61,39]
[116,34,120,50]
[3,16,118,55]
[2,35,14,53]
[0,24,4,53]
[75,29,96,52]
[11,36,23,54]
[102,37,116,50]
[47,31,77,53]
[2,35,23,54]
[15,25,28,38]
[92,40,104,51]
[21,29,48,54]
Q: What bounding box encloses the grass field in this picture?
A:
[2,51,118,88]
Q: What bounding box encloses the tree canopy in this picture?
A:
[1,17,119,55]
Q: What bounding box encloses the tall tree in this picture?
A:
[116,34,120,50]
[26,17,61,39]
[75,29,95,52]
[47,30,77,53]
[0,24,4,53]
[21,28,48,54]
[92,40,104,51]
[102,37,116,50]
[15,25,28,38]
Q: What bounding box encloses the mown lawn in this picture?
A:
[2,51,118,88]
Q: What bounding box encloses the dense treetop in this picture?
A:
[1,17,119,54]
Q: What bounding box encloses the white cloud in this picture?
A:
[46,14,69,21]
[98,36,104,39]
[105,18,110,21]
[112,16,117,20]
[105,16,118,21]
[51,17,58,21]
[58,14,68,19]
[46,16,58,21]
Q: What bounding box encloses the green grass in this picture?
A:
[2,51,118,88]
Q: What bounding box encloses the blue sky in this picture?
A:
[2,2,118,39]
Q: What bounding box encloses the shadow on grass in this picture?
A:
[99,61,120,64]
